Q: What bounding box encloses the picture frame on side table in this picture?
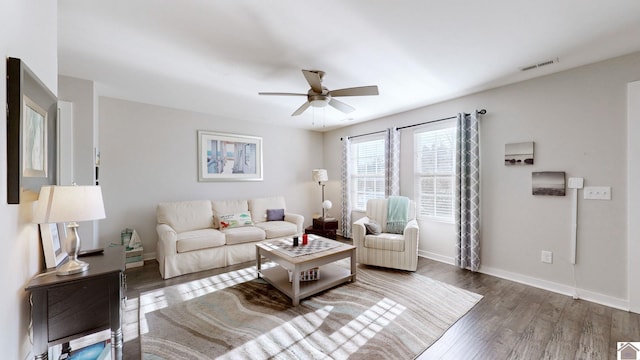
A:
[197,130,263,182]
[6,57,58,204]
[40,223,68,269]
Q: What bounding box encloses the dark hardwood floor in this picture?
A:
[124,241,640,360]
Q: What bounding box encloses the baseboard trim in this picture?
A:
[143,252,156,261]
[418,252,629,311]
[418,250,455,265]
[479,265,629,311]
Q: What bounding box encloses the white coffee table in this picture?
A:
[256,235,356,305]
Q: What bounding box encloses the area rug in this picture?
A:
[139,263,482,359]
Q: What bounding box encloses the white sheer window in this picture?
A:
[350,136,386,211]
[414,121,456,222]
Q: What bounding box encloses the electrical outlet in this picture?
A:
[584,186,612,200]
[541,250,553,264]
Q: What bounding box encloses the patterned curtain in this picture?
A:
[340,137,353,238]
[455,112,480,271]
[385,127,400,197]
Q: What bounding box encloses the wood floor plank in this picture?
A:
[541,299,588,359]
[575,303,612,360]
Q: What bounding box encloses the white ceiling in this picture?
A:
[58,0,640,131]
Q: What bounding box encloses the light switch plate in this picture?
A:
[584,186,611,200]
[568,177,584,189]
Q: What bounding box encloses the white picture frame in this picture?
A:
[23,95,48,178]
[40,223,68,268]
[197,130,263,182]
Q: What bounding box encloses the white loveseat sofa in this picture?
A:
[156,196,303,279]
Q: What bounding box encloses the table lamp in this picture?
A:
[33,185,106,275]
[312,169,328,219]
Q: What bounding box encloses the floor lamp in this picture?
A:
[312,169,328,219]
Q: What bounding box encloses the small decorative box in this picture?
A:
[288,267,320,282]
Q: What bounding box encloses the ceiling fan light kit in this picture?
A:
[259,69,379,116]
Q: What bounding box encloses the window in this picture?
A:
[350,136,385,211]
[414,121,456,221]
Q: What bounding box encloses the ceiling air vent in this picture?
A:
[520,58,559,72]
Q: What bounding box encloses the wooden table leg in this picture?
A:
[350,248,357,282]
[292,266,300,305]
[256,247,262,278]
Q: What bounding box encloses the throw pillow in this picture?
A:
[364,222,381,235]
[266,208,285,221]
[219,212,254,230]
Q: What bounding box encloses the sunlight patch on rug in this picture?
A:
[139,263,482,359]
[138,264,274,335]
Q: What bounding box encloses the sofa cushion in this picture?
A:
[176,229,225,253]
[255,221,297,239]
[364,233,405,252]
[223,226,266,245]
[219,212,254,229]
[249,196,287,224]
[212,199,249,229]
[267,208,285,221]
[157,200,213,233]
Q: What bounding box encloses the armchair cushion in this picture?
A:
[364,233,405,251]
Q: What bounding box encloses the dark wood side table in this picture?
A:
[25,246,125,360]
[305,217,339,239]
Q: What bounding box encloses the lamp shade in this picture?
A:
[312,169,328,183]
[33,185,106,224]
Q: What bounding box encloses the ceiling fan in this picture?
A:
[259,69,379,116]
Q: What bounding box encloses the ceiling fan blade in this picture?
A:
[328,98,355,114]
[291,101,311,116]
[302,70,324,93]
[258,92,307,96]
[329,85,379,97]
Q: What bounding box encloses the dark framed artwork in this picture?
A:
[532,171,566,196]
[6,57,58,204]
[505,141,534,165]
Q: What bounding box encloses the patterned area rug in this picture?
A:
[139,262,482,359]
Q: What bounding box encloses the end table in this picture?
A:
[26,246,125,360]
[305,217,338,239]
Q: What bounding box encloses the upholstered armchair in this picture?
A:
[352,198,420,271]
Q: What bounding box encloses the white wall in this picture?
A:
[325,51,640,308]
[98,97,323,256]
[0,1,57,359]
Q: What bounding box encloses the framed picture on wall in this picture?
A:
[197,130,263,182]
[40,223,68,269]
[532,171,566,196]
[6,57,58,204]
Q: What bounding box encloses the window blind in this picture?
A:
[415,124,456,220]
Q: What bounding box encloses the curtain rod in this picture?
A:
[341,109,487,141]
